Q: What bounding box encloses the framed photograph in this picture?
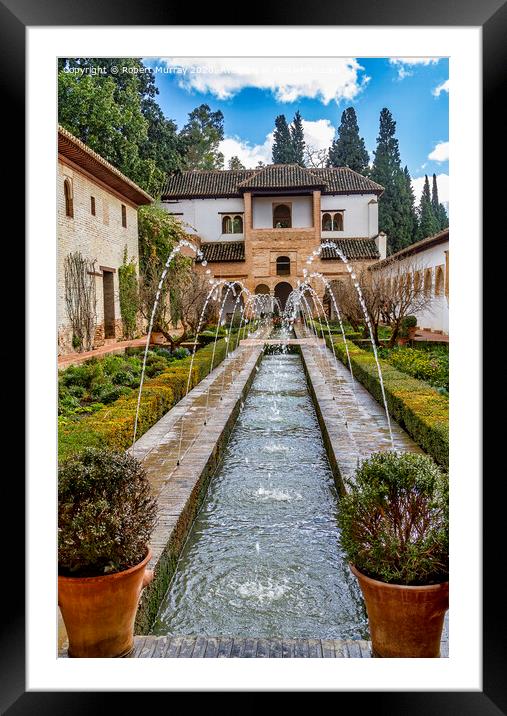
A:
[7,0,499,709]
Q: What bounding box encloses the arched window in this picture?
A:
[233,215,243,233]
[424,268,432,296]
[222,215,232,234]
[273,204,291,228]
[64,179,73,218]
[414,271,421,293]
[222,214,243,234]
[333,212,344,231]
[276,256,291,276]
[322,213,332,231]
[435,266,444,296]
[321,210,344,232]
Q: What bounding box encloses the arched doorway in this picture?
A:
[255,284,270,295]
[274,281,292,311]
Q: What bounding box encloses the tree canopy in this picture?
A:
[328,107,370,174]
[370,108,419,253]
[179,104,225,170]
[272,114,294,163]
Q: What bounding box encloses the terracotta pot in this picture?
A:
[59,549,153,658]
[350,564,448,658]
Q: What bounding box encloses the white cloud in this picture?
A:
[220,119,335,169]
[412,173,449,211]
[220,134,273,168]
[157,57,369,104]
[389,57,440,79]
[433,79,450,97]
[428,141,449,162]
[301,119,335,150]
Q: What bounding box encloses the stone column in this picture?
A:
[243,192,252,234]
[312,190,321,241]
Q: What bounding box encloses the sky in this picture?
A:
[143,57,449,206]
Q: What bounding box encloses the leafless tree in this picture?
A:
[64,251,97,352]
[376,258,435,347]
[139,259,215,348]
[176,268,215,336]
[328,258,434,347]
[304,144,329,169]
[138,254,185,350]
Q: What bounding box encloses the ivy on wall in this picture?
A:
[118,247,140,340]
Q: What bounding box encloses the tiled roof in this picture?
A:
[162,170,255,198]
[321,239,380,260]
[311,168,384,194]
[198,241,245,263]
[162,165,383,199]
[58,125,153,206]
[370,228,449,269]
[237,164,325,189]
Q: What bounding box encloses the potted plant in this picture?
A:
[398,315,418,344]
[58,448,158,657]
[338,451,448,658]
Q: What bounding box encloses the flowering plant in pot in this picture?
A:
[58,448,158,657]
[338,451,448,658]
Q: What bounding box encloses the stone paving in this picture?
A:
[295,326,423,487]
[129,636,373,658]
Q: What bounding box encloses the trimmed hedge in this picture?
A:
[59,338,229,462]
[329,337,449,468]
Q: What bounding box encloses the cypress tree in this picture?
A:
[290,110,306,166]
[370,108,415,253]
[272,115,294,163]
[401,165,419,246]
[431,173,449,231]
[328,107,370,174]
[418,175,439,238]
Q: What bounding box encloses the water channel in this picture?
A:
[152,349,368,639]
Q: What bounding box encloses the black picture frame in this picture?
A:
[8,0,500,710]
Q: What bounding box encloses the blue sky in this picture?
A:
[144,57,449,204]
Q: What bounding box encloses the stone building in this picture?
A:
[58,126,153,355]
[369,228,449,335]
[161,164,386,313]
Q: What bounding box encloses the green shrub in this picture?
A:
[377,345,448,391]
[58,336,230,461]
[399,315,417,338]
[197,330,218,346]
[112,370,138,387]
[171,346,190,360]
[93,384,132,404]
[330,338,449,467]
[338,451,448,585]
[58,448,157,577]
[58,392,81,415]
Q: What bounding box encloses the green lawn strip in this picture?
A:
[58,337,230,462]
[329,337,449,468]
